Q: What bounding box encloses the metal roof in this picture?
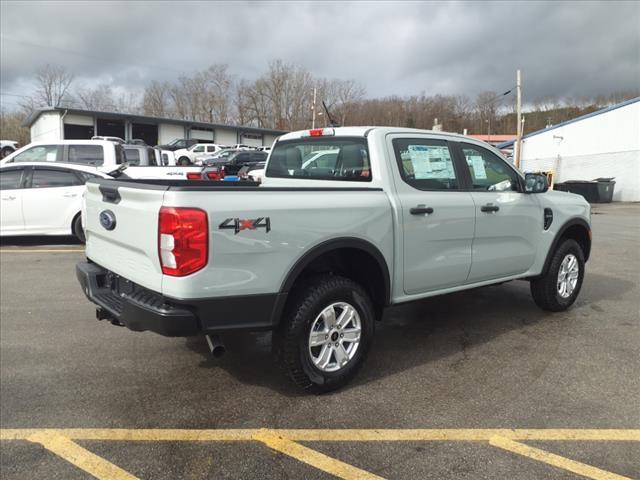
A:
[496,96,640,149]
[23,107,288,136]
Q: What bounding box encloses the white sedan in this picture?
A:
[0,162,110,243]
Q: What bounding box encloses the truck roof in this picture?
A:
[278,126,476,142]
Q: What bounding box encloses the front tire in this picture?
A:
[72,215,86,244]
[178,157,191,166]
[1,147,14,159]
[274,275,375,393]
[530,239,585,311]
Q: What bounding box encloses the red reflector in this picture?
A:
[206,170,222,180]
[309,129,323,137]
[186,172,201,180]
[158,207,208,276]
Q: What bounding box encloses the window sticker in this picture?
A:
[467,155,487,179]
[408,145,433,179]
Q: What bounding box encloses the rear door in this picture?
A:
[0,166,28,233]
[388,135,476,294]
[453,141,541,282]
[22,167,85,233]
[84,179,168,292]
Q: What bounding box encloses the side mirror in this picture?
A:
[524,173,549,193]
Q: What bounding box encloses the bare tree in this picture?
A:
[76,83,116,111]
[143,80,170,117]
[33,64,74,107]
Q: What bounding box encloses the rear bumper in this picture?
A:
[76,261,282,337]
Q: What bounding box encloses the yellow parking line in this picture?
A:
[489,436,632,480]
[254,429,385,480]
[2,428,640,442]
[28,430,140,480]
[0,249,85,253]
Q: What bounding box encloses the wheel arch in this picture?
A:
[271,238,391,325]
[542,218,591,275]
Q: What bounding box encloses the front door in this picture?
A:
[0,166,27,233]
[21,167,84,233]
[455,142,541,282]
[388,136,476,295]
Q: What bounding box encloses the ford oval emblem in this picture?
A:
[99,210,117,230]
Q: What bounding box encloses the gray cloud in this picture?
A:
[1,0,639,108]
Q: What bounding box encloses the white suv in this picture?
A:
[174,144,223,166]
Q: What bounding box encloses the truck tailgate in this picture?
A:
[84,180,167,292]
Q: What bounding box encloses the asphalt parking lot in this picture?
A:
[1,203,638,480]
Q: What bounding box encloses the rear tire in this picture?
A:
[530,239,585,311]
[274,275,375,394]
[72,214,86,244]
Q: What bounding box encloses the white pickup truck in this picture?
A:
[0,140,202,180]
[76,127,592,392]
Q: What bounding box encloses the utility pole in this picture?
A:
[515,69,522,168]
[311,87,317,129]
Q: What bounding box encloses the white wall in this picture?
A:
[520,101,640,201]
[215,128,237,146]
[158,123,186,144]
[30,112,62,142]
[263,134,280,147]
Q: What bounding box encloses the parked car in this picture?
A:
[301,149,339,170]
[76,126,592,393]
[123,145,159,166]
[195,148,237,166]
[174,143,224,166]
[1,140,19,159]
[0,140,202,179]
[0,162,111,242]
[156,138,212,151]
[238,162,266,182]
[205,150,268,176]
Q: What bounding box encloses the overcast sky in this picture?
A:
[1,0,639,110]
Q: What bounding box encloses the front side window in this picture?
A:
[0,168,25,190]
[392,138,458,190]
[12,145,59,163]
[68,145,104,165]
[460,143,520,192]
[31,169,82,188]
[266,138,371,181]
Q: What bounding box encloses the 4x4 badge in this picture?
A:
[219,217,271,234]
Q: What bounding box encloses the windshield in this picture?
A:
[266,137,370,181]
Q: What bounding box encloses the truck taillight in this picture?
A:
[158,207,208,276]
[186,172,202,180]
[206,168,223,180]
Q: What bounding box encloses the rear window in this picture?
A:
[68,145,104,165]
[124,148,141,165]
[266,137,370,181]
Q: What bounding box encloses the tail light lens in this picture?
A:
[158,207,208,276]
[206,168,223,180]
[186,172,202,180]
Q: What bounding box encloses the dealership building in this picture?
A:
[24,107,287,148]
[499,97,640,201]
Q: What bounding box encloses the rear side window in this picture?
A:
[68,145,104,165]
[392,139,459,190]
[124,148,141,165]
[12,145,59,163]
[0,169,24,190]
[266,138,371,181]
[31,169,83,188]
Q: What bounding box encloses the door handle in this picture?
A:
[1,196,16,201]
[480,204,500,213]
[410,206,434,215]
